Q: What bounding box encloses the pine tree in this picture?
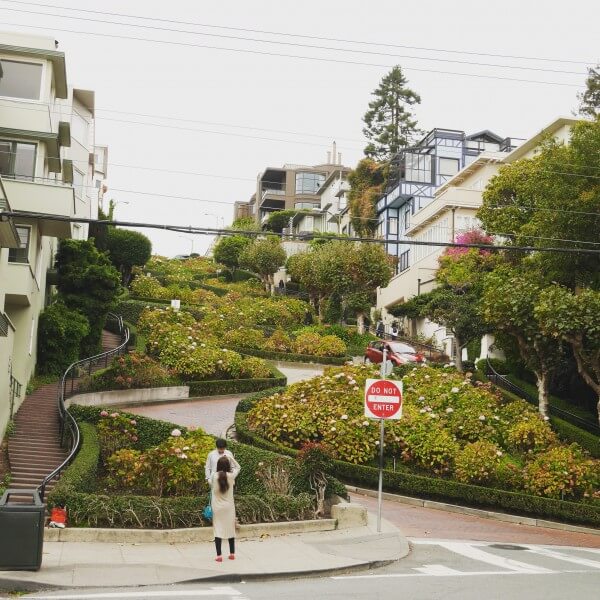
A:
[362,66,421,161]
[577,64,600,119]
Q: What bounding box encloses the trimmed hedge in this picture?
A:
[48,422,100,506]
[116,299,204,325]
[235,391,600,527]
[186,365,286,397]
[227,346,351,365]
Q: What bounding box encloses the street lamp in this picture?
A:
[178,235,194,255]
[203,212,225,229]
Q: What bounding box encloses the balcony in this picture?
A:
[0,178,19,247]
[2,177,74,237]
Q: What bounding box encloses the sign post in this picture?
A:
[364,348,403,532]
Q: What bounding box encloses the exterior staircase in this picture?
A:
[7,330,122,495]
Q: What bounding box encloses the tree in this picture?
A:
[56,239,121,356]
[106,228,152,286]
[363,65,421,161]
[213,235,251,272]
[89,206,110,252]
[577,64,600,119]
[265,209,311,233]
[481,268,563,418]
[230,217,261,233]
[535,286,600,425]
[479,119,600,289]
[239,236,286,292]
[347,158,387,237]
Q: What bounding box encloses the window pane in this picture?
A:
[71,111,89,144]
[295,172,325,194]
[0,140,11,176]
[439,158,460,176]
[13,143,36,180]
[8,226,30,263]
[73,169,85,199]
[0,60,42,100]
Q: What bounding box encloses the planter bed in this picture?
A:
[227,346,351,365]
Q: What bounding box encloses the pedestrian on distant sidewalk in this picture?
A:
[205,438,240,483]
[211,456,238,561]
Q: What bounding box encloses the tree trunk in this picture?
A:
[317,295,325,324]
[535,370,550,419]
[356,312,366,335]
[569,340,600,426]
[453,334,463,372]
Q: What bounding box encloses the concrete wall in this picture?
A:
[67,386,190,408]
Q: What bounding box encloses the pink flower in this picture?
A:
[100,410,109,417]
[130,420,137,426]
[171,428,182,437]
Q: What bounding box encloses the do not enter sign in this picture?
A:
[364,378,403,420]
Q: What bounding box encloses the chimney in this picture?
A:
[338,152,342,165]
[332,141,337,164]
[327,151,332,163]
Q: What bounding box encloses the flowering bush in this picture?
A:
[97,412,139,461]
[264,329,293,352]
[454,440,503,485]
[239,356,273,379]
[293,332,322,355]
[130,275,163,299]
[89,352,176,391]
[223,328,265,349]
[523,446,599,500]
[507,417,558,453]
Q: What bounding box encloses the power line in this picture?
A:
[0,4,586,76]
[0,20,583,87]
[2,210,599,255]
[0,0,592,66]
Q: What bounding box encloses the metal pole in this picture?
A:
[377,346,387,533]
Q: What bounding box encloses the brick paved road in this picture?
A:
[350,492,600,548]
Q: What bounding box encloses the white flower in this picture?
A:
[341,414,348,420]
[419,408,426,414]
[424,375,430,380]
[330,427,336,432]
[496,451,503,457]
[446,407,454,413]
[183,446,190,451]
[179,453,188,459]
[418,396,425,401]
[171,429,182,437]
[362,421,369,427]
[478,415,486,421]
[188,336,193,340]
[217,360,223,364]
[353,386,359,391]
[451,387,459,393]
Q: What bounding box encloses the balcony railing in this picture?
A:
[0,173,71,187]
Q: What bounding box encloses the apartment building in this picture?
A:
[0,31,105,440]
[376,117,577,353]
[234,143,351,224]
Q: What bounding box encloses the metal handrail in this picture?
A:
[484,357,600,436]
[38,313,130,501]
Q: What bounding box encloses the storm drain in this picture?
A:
[489,544,528,551]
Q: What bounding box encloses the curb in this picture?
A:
[347,486,600,536]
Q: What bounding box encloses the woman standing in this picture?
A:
[211,455,238,562]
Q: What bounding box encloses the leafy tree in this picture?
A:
[56,239,121,356]
[213,235,251,272]
[478,119,600,289]
[348,158,387,237]
[106,228,152,286]
[363,65,421,161]
[239,236,287,291]
[481,268,563,418]
[577,64,600,119]
[535,286,600,425]
[37,301,90,375]
[230,217,261,232]
[89,206,110,252]
[265,209,312,233]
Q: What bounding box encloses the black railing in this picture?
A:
[484,357,600,436]
[370,327,448,363]
[38,313,130,501]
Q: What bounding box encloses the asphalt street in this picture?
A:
[13,539,600,600]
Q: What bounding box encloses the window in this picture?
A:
[71,111,89,145]
[0,59,43,100]
[295,172,325,194]
[403,205,411,231]
[9,226,31,263]
[0,140,36,180]
[388,217,398,236]
[405,153,431,183]
[398,250,410,273]
[73,168,85,200]
[439,158,460,177]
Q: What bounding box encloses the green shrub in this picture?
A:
[454,440,503,485]
[475,357,509,374]
[187,373,286,397]
[227,346,350,365]
[223,328,265,349]
[236,387,286,413]
[97,412,140,461]
[506,417,558,453]
[48,423,100,506]
[37,301,90,375]
[550,416,600,458]
[264,329,293,352]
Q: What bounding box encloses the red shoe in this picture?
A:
[215,556,223,562]
[228,554,235,560]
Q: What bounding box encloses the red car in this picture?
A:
[364,341,425,365]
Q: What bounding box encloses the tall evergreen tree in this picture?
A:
[577,64,600,119]
[362,66,421,161]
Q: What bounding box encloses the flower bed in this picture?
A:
[235,389,600,527]
[243,365,600,503]
[49,407,346,528]
[226,346,351,366]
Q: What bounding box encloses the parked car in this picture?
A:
[364,340,425,365]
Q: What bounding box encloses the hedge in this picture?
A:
[227,346,351,365]
[234,391,600,527]
[48,422,100,506]
[186,365,286,397]
[115,299,204,325]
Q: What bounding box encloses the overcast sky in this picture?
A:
[1,0,598,256]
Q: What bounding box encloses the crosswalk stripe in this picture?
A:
[526,547,600,569]
[413,564,464,576]
[23,587,243,600]
[435,542,554,573]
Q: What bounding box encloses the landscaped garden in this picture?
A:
[47,406,345,528]
[236,364,600,526]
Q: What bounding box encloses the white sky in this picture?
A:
[1,0,598,256]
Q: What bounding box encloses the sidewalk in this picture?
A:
[0,512,408,592]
